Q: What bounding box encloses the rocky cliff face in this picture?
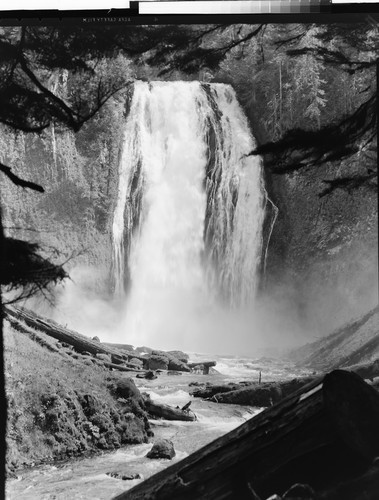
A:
[1,91,131,296]
[263,160,377,338]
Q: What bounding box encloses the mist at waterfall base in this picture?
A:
[46,81,306,356]
[49,265,305,356]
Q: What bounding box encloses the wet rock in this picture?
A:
[147,354,169,371]
[96,353,111,362]
[129,358,144,367]
[152,350,191,372]
[111,354,125,365]
[167,350,189,363]
[146,439,176,460]
[115,378,141,400]
[106,472,142,480]
[136,370,158,380]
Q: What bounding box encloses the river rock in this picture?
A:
[111,354,125,365]
[115,378,141,400]
[152,350,191,372]
[129,358,144,367]
[96,353,111,362]
[146,439,176,460]
[136,370,158,380]
[106,472,142,480]
[167,350,189,363]
[147,354,169,370]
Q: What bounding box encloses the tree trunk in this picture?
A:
[4,305,130,360]
[114,371,379,500]
[0,203,6,498]
[143,397,197,422]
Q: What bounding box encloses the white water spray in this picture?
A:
[112,81,266,348]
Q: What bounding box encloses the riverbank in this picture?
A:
[4,320,151,477]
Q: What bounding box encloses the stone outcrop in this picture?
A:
[146,439,176,460]
[114,378,142,401]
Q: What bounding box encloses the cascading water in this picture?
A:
[112,81,266,348]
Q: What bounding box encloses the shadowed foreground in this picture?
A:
[115,370,379,500]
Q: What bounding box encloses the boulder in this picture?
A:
[136,370,158,380]
[146,439,176,460]
[96,353,111,363]
[111,354,125,365]
[106,472,142,480]
[147,355,169,371]
[168,358,191,372]
[92,336,100,342]
[167,350,189,363]
[135,346,153,355]
[152,350,190,372]
[129,358,144,368]
[115,378,141,400]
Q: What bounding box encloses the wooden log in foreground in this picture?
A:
[114,370,379,500]
[143,396,196,422]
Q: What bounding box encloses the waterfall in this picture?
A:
[112,81,266,346]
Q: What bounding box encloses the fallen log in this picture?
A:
[4,305,127,359]
[188,361,216,374]
[191,377,315,407]
[192,358,379,407]
[102,361,146,373]
[103,342,146,362]
[143,395,196,422]
[113,370,379,500]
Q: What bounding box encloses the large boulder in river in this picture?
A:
[129,358,144,368]
[146,439,176,460]
[152,350,190,372]
[167,350,189,363]
[147,355,169,371]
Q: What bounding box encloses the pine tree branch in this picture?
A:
[0,162,44,192]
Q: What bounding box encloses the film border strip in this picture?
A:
[0,1,379,25]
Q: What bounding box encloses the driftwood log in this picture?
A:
[188,361,216,374]
[191,358,379,407]
[4,305,145,372]
[113,370,379,500]
[143,396,196,422]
